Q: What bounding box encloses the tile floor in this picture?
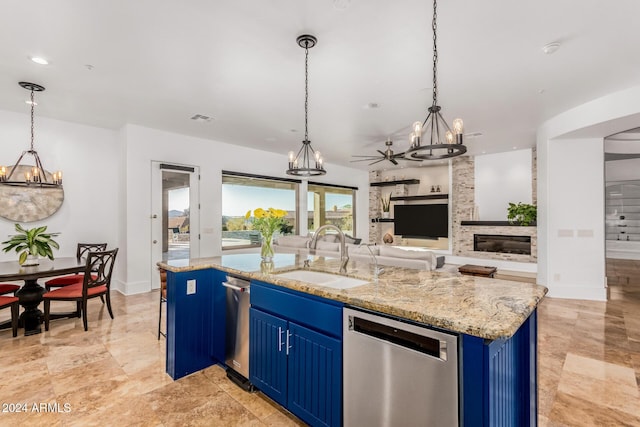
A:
[0,259,638,426]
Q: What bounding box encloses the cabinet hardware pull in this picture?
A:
[286,330,293,355]
[278,327,284,352]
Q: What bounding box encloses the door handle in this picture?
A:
[286,330,292,355]
[151,214,158,219]
[278,327,284,352]
[153,240,158,244]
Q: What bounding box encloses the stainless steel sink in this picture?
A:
[275,270,369,290]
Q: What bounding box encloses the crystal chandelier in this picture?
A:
[286,34,326,177]
[0,82,63,186]
[405,0,467,160]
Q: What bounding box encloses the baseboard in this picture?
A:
[112,279,150,296]
[545,284,607,301]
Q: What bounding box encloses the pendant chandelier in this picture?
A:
[286,34,326,177]
[405,0,467,160]
[0,82,63,187]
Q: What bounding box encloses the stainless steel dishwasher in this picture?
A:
[343,308,459,426]
[222,275,253,391]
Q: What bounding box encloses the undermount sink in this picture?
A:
[275,270,369,290]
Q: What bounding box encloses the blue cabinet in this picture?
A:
[461,311,538,426]
[165,268,227,380]
[249,281,343,427]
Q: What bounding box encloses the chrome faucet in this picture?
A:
[360,243,384,281]
[309,224,349,274]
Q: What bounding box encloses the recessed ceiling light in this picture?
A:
[541,42,560,55]
[538,89,545,94]
[364,102,379,109]
[84,64,94,71]
[290,129,298,133]
[513,146,518,150]
[482,151,486,154]
[29,56,49,65]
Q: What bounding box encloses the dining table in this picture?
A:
[0,257,86,336]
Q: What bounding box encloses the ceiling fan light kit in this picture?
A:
[286,34,326,177]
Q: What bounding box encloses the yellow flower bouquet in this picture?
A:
[245,207,287,261]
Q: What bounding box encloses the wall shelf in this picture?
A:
[390,194,448,201]
[461,221,536,227]
[370,179,420,187]
[371,218,394,223]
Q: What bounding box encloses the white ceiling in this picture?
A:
[2,0,640,171]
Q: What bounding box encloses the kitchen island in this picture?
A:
[158,252,547,426]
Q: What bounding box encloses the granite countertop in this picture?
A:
[158,252,548,340]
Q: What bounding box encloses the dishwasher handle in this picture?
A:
[222,276,250,293]
[350,315,449,361]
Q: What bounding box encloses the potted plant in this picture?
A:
[380,194,391,218]
[507,203,537,226]
[2,223,60,265]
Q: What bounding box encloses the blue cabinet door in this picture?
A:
[249,307,288,407]
[287,322,342,427]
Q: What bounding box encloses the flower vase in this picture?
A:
[261,234,274,262]
[382,211,390,219]
[23,254,39,266]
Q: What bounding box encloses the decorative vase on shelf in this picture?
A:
[382,211,390,219]
[261,234,275,262]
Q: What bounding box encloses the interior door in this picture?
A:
[151,161,200,289]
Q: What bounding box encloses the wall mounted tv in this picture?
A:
[393,204,448,238]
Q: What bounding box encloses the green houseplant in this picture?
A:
[380,194,391,218]
[2,223,60,265]
[507,203,537,226]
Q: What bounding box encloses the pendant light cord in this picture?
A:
[432,0,438,108]
[30,89,35,152]
[304,42,310,142]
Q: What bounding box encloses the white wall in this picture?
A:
[0,109,120,264]
[537,84,640,301]
[475,150,532,220]
[121,124,369,294]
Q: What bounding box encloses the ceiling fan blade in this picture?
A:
[399,156,422,162]
[350,158,381,163]
[351,155,381,158]
[390,158,399,165]
[376,150,386,156]
[369,159,385,165]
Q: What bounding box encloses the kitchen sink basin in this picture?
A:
[275,270,369,290]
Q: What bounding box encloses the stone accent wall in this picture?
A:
[532,147,537,204]
[451,155,537,263]
[451,156,475,251]
[369,170,382,244]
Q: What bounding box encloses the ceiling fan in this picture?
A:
[350,139,422,166]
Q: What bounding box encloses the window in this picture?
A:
[222,172,299,249]
[307,183,356,236]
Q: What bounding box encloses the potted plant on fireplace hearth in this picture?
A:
[507,203,537,226]
[2,223,60,265]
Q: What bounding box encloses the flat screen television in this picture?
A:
[393,204,448,238]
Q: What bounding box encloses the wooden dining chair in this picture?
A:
[157,268,167,340]
[0,296,20,337]
[0,284,20,296]
[43,248,118,332]
[44,243,108,290]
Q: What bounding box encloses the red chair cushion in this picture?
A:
[43,283,107,299]
[0,296,19,308]
[0,284,20,295]
[45,274,84,286]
